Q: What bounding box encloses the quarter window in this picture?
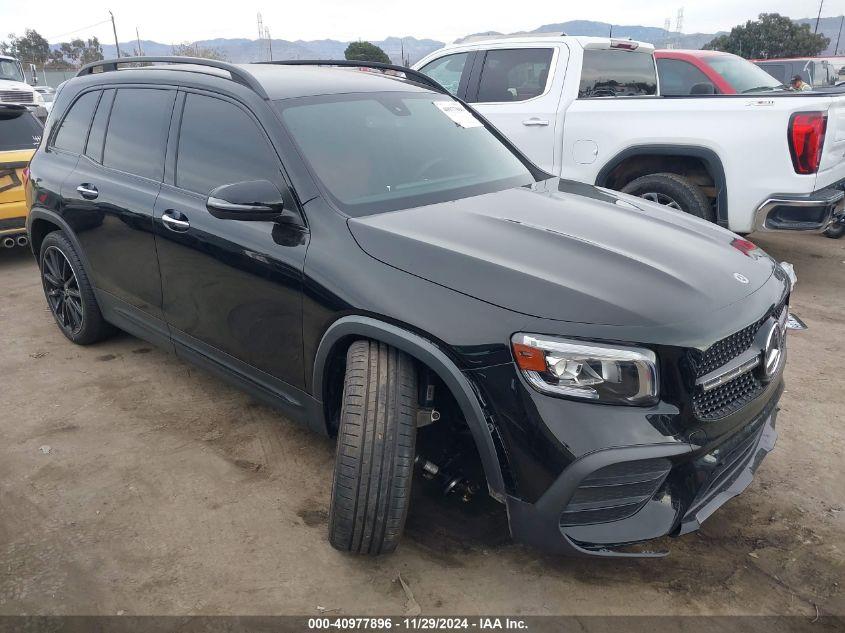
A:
[103,88,174,181]
[52,91,99,154]
[656,59,717,95]
[418,53,470,96]
[578,49,658,98]
[176,93,280,196]
[84,89,114,163]
[474,48,553,103]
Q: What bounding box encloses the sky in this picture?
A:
[1,0,842,45]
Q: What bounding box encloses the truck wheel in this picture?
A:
[39,231,113,345]
[823,222,845,238]
[621,173,715,222]
[328,340,418,555]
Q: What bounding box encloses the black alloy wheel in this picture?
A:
[42,245,84,336]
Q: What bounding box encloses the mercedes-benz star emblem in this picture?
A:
[733,272,750,284]
[763,322,784,379]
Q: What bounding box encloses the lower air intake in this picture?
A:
[559,458,671,527]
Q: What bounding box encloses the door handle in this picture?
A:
[161,210,190,232]
[522,118,550,126]
[76,184,98,199]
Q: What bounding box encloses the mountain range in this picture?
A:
[95,16,845,66]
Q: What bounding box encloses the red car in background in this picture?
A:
[655,49,788,95]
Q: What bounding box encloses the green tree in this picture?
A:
[171,43,227,61]
[344,41,390,64]
[80,37,103,64]
[704,13,829,59]
[1,29,50,64]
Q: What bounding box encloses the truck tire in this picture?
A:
[328,340,418,555]
[621,172,715,222]
[823,222,845,238]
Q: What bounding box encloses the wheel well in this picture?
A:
[29,217,61,257]
[602,154,717,206]
[321,335,462,437]
[320,335,506,496]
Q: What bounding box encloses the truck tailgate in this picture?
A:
[817,97,845,189]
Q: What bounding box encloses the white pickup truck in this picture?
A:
[414,34,845,234]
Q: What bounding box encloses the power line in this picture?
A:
[47,19,111,41]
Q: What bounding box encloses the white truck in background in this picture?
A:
[0,55,48,121]
[414,35,845,234]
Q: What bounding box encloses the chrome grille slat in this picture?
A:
[0,91,34,103]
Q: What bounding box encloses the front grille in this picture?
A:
[0,90,34,104]
[560,458,670,526]
[688,294,787,421]
[692,371,765,421]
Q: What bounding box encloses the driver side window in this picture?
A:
[418,53,470,97]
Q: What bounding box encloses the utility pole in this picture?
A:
[135,27,143,56]
[109,10,122,58]
[815,1,824,34]
[837,15,844,55]
[609,24,613,38]
[266,27,273,61]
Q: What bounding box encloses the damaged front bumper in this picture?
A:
[505,389,780,558]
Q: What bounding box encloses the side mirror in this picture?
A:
[206,180,297,223]
[689,82,716,95]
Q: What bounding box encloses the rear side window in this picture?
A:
[0,109,42,151]
[418,53,470,96]
[176,93,280,195]
[758,63,786,83]
[103,88,174,181]
[84,89,114,163]
[52,91,99,154]
[578,50,657,98]
[475,49,553,103]
[656,59,717,95]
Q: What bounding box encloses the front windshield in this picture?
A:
[276,91,535,216]
[0,59,25,83]
[707,55,785,93]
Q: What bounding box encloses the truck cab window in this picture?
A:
[579,49,658,98]
[418,53,469,97]
[475,48,553,103]
[657,59,717,95]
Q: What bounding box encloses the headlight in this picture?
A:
[32,91,44,105]
[511,333,659,405]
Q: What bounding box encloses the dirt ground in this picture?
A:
[0,231,843,618]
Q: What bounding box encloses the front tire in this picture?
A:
[39,231,112,345]
[328,340,418,555]
[621,172,715,222]
[823,221,845,239]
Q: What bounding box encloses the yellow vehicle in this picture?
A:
[1,104,41,249]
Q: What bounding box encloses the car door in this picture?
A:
[60,86,174,342]
[153,90,309,390]
[464,46,565,173]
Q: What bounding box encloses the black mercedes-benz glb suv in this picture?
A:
[26,57,791,557]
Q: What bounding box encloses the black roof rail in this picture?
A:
[76,56,270,99]
[257,59,449,95]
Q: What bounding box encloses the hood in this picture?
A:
[347,179,777,327]
[0,80,36,100]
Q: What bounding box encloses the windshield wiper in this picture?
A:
[742,85,787,93]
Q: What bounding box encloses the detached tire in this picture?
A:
[621,172,715,222]
[329,340,418,555]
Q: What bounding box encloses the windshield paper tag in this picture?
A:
[433,101,482,128]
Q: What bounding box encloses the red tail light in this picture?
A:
[788,111,827,174]
[22,167,30,185]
